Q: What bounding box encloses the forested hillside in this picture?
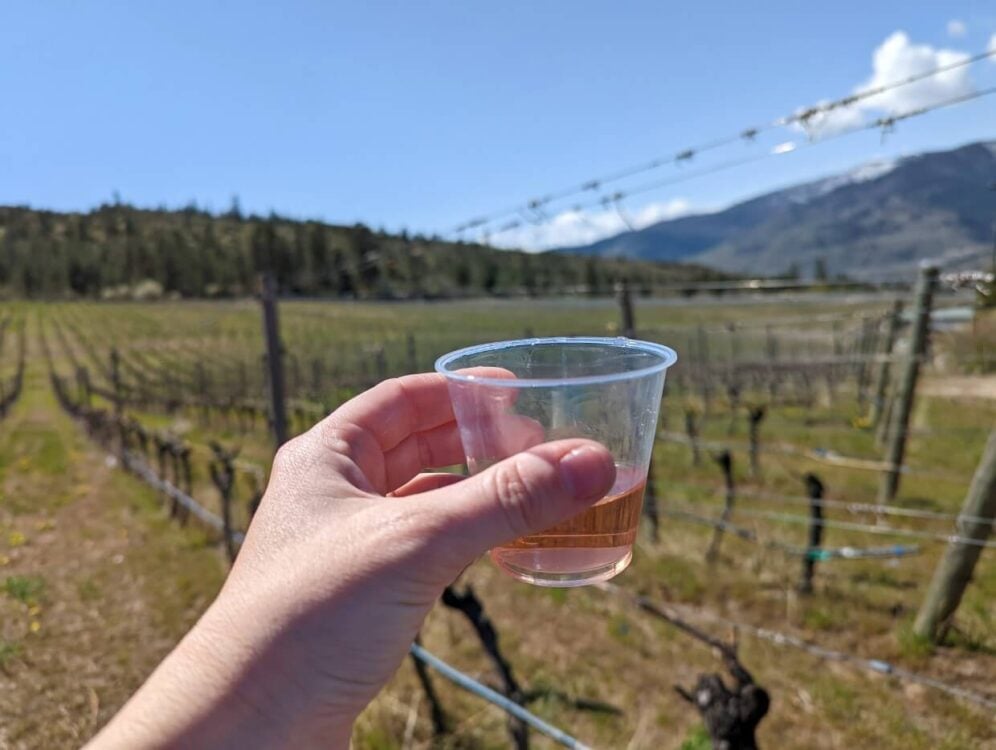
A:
[0,204,721,299]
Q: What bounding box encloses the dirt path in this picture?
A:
[0,328,226,749]
[921,374,996,401]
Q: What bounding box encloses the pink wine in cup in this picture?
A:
[490,465,646,586]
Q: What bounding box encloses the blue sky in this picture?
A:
[2,1,995,249]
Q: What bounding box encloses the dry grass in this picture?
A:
[0,325,226,749]
[1,298,994,749]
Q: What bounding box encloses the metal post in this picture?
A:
[798,473,825,594]
[259,273,289,449]
[877,266,938,506]
[913,429,996,642]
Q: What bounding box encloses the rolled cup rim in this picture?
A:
[434,336,677,388]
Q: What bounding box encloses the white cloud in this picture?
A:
[490,198,694,251]
[989,33,996,56]
[798,31,974,139]
[859,31,972,111]
[947,19,967,38]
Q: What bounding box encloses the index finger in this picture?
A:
[327,373,456,454]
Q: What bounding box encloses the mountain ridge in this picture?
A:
[554,140,996,279]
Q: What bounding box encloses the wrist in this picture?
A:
[184,592,359,748]
[89,594,356,750]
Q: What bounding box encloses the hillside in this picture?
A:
[0,205,722,300]
[557,140,996,280]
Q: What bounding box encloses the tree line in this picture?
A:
[0,203,724,299]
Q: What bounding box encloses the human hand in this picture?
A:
[89,373,615,749]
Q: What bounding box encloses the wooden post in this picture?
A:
[870,300,903,432]
[798,473,825,594]
[155,435,170,507]
[706,451,735,563]
[726,381,741,435]
[109,348,127,461]
[209,443,239,564]
[178,445,193,526]
[259,273,289,450]
[684,407,701,466]
[877,266,938,506]
[168,442,182,519]
[913,429,996,642]
[616,280,635,338]
[748,406,766,480]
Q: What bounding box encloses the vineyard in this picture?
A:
[1,284,994,749]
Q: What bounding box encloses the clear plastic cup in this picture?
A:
[435,336,676,587]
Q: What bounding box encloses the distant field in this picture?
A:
[0,293,994,749]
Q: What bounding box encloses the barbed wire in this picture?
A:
[663,506,921,560]
[662,479,995,527]
[657,430,967,482]
[663,500,996,549]
[453,48,996,238]
[481,84,996,243]
[472,86,996,244]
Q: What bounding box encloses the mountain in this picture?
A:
[556,141,996,280]
[0,204,724,300]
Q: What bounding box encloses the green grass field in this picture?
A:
[0,294,994,749]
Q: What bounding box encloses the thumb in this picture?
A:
[419,439,616,563]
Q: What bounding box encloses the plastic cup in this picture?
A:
[435,336,676,587]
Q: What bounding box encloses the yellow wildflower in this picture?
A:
[29,620,41,634]
[7,531,26,547]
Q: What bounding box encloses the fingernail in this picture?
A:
[559,445,614,501]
